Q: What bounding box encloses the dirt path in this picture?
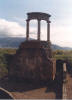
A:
[0,79,62,99]
[11,87,55,99]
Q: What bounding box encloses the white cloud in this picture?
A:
[13,17,26,25]
[0,18,26,37]
[0,18,40,38]
[51,18,72,47]
[0,18,72,47]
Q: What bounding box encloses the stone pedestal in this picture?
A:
[9,40,56,81]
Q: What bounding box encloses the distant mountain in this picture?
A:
[0,37,25,48]
[51,44,72,50]
[0,37,72,50]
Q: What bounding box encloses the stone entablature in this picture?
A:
[27,12,51,21]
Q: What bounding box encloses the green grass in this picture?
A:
[53,50,72,60]
[53,50,72,71]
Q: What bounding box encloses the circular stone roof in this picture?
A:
[27,12,51,21]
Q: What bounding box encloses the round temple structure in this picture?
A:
[9,12,56,82]
[26,12,51,41]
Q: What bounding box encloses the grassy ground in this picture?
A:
[53,50,72,61]
[53,50,72,75]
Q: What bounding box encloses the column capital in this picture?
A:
[47,21,51,23]
[37,18,41,22]
[26,19,30,22]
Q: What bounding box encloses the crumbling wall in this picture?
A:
[9,41,56,81]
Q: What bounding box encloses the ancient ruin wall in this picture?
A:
[9,41,56,81]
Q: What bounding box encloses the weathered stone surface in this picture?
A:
[9,40,56,81]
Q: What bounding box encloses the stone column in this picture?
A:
[47,21,50,41]
[26,20,29,40]
[37,20,41,40]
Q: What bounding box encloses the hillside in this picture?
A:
[0,37,72,50]
[51,44,72,50]
[0,37,25,48]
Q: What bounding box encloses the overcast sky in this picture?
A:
[0,0,72,47]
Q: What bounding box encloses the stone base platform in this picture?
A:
[8,40,56,81]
